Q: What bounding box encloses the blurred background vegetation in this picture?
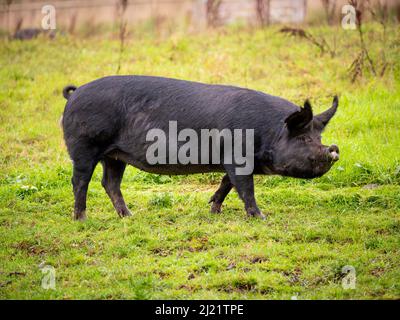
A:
[1,0,400,38]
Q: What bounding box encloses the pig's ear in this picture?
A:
[285,100,313,132]
[315,95,338,129]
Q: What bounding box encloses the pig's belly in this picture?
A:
[132,163,226,175]
[105,150,225,175]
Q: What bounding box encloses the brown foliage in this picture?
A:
[206,0,222,28]
[280,27,335,57]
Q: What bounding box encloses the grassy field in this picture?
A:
[0,24,399,299]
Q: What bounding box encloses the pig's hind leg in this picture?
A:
[70,145,99,221]
[209,174,233,213]
[101,158,132,218]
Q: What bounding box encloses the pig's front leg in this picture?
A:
[225,167,266,220]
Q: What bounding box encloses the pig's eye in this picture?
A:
[297,135,312,143]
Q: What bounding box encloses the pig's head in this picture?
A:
[266,96,339,179]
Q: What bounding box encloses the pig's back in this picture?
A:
[63,75,299,146]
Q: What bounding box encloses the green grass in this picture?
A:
[0,24,399,299]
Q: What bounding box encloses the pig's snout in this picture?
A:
[327,144,339,162]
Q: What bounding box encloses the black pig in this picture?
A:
[62,76,339,220]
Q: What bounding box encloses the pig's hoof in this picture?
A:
[249,213,266,220]
[246,209,266,220]
[73,211,87,221]
[118,208,132,218]
[210,202,222,214]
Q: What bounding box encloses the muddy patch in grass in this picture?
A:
[12,239,59,256]
[215,277,258,293]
